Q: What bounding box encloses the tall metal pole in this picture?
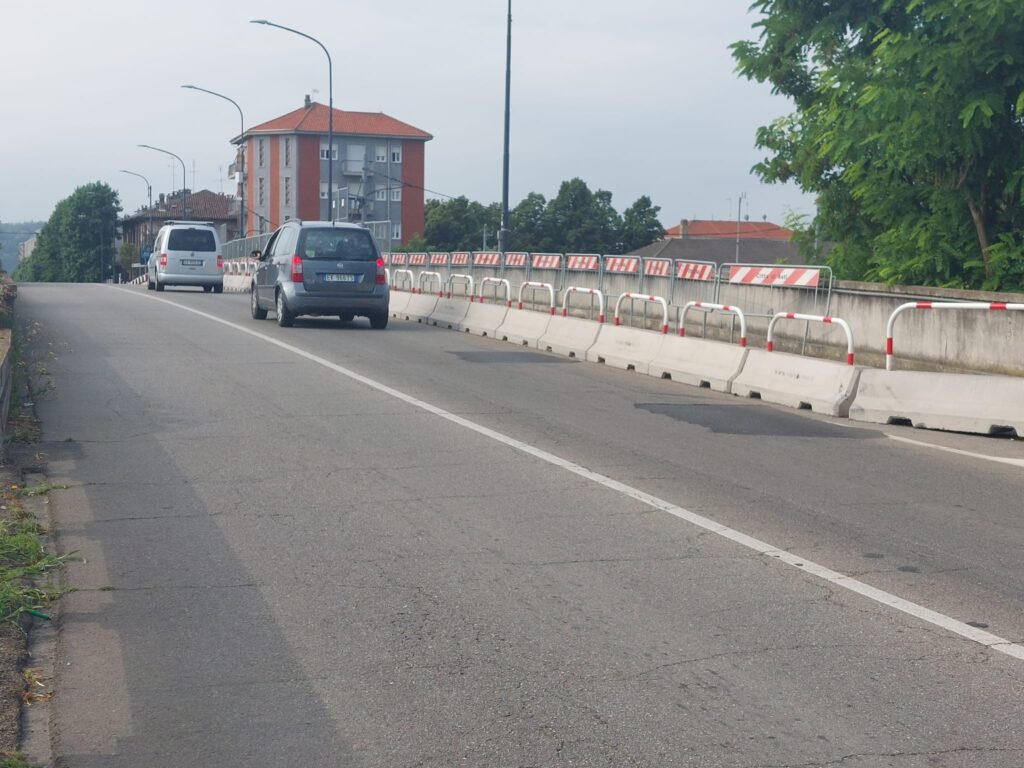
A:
[182,85,245,236]
[120,169,152,263]
[498,0,513,255]
[251,20,333,221]
[139,144,188,220]
[735,192,746,262]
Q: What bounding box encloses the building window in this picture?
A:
[392,223,401,240]
[258,139,265,167]
[390,146,402,163]
[284,138,291,167]
[320,145,337,161]
[258,177,265,206]
[284,177,292,206]
[390,188,402,202]
[375,189,387,201]
[375,145,387,162]
[320,183,328,199]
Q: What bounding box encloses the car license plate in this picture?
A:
[181,259,203,266]
[323,273,356,283]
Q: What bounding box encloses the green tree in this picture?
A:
[509,192,549,252]
[618,195,664,252]
[424,197,500,251]
[732,0,1024,290]
[14,182,121,283]
[542,178,622,254]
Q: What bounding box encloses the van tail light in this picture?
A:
[289,255,303,282]
[375,257,387,284]
[216,254,223,270]
[158,252,167,267]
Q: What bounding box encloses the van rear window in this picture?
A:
[167,229,217,252]
[299,229,377,261]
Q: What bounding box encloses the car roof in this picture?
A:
[286,220,368,230]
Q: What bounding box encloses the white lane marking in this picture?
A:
[123,288,1024,662]
[885,433,1024,469]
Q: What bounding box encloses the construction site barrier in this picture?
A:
[446,273,474,299]
[768,312,854,365]
[417,271,443,296]
[614,293,668,334]
[517,281,556,315]
[477,277,512,307]
[391,269,415,292]
[885,301,1024,371]
[562,286,605,323]
[678,301,747,346]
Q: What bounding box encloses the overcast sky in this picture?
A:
[0,0,813,229]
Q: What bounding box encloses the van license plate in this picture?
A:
[323,273,356,283]
[181,259,203,266]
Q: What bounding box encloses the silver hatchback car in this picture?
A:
[250,221,389,328]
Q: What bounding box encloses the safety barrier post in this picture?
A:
[392,269,415,292]
[417,270,443,296]
[562,286,605,323]
[767,312,855,365]
[446,273,474,299]
[678,301,747,346]
[477,277,512,307]
[517,281,556,315]
[614,293,668,334]
[885,301,1024,371]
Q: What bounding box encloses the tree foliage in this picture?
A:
[732,0,1024,290]
[421,179,663,255]
[13,183,121,283]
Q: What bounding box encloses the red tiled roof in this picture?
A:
[244,102,432,140]
[123,189,236,223]
[665,220,792,240]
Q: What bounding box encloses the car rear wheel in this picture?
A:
[369,312,388,330]
[251,286,267,320]
[276,291,295,327]
[203,285,213,293]
[146,279,154,291]
[213,284,224,294]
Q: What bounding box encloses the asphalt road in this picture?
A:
[18,283,1024,767]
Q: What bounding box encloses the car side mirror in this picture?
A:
[251,249,263,260]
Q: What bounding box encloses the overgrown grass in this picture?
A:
[0,489,71,625]
[0,753,35,768]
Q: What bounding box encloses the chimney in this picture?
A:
[159,193,166,206]
[304,94,311,109]
[680,219,689,237]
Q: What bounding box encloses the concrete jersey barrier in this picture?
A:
[648,336,749,393]
[495,307,553,347]
[429,296,472,330]
[389,290,413,316]
[538,315,602,359]
[730,348,863,416]
[401,294,439,323]
[849,369,1024,436]
[462,302,510,337]
[585,325,667,374]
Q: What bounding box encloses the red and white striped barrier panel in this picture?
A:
[604,256,640,274]
[391,269,415,291]
[643,259,671,278]
[728,266,820,287]
[473,252,501,266]
[614,292,669,334]
[451,252,470,266]
[517,281,556,314]
[477,277,512,306]
[390,253,407,266]
[678,301,747,346]
[429,253,449,267]
[768,312,855,365]
[562,286,605,323]
[532,253,562,270]
[504,252,528,267]
[417,270,444,296]
[885,301,1024,371]
[408,253,427,266]
[566,254,599,271]
[676,261,716,281]
[446,273,474,299]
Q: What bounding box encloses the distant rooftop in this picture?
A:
[665,220,793,241]
[240,98,432,142]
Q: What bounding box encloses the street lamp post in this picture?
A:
[251,19,333,221]
[138,144,189,221]
[181,85,246,237]
[119,169,153,260]
[498,0,513,256]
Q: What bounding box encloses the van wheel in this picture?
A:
[155,280,165,292]
[147,280,154,291]
[251,286,267,320]
[369,312,388,330]
[276,291,295,327]
[203,285,213,293]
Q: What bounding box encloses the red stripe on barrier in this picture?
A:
[886,337,893,354]
[823,316,832,323]
[847,353,855,365]
[739,338,747,348]
[766,340,774,352]
[785,312,795,319]
[992,302,1008,310]
[916,302,932,309]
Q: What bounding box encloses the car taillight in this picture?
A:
[158,252,167,267]
[375,257,387,285]
[289,255,303,282]
[216,254,223,270]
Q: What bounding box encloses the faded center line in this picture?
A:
[121,286,1024,663]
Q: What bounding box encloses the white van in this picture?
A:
[147,221,224,292]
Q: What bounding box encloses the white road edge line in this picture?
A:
[126,288,1024,663]
[884,433,1024,468]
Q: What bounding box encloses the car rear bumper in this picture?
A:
[281,283,389,316]
[157,271,223,287]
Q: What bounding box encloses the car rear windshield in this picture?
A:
[167,228,217,252]
[298,228,378,261]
